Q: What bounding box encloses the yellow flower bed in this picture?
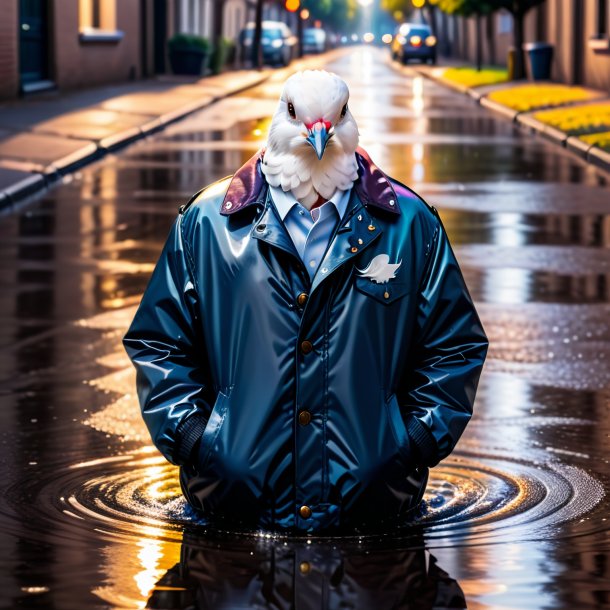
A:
[578,131,610,151]
[441,67,508,88]
[487,84,599,112]
[533,102,610,135]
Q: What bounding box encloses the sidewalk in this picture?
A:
[407,62,610,174]
[0,69,271,210]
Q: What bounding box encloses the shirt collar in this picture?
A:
[268,184,352,223]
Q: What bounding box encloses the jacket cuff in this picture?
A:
[175,412,207,465]
[406,416,438,467]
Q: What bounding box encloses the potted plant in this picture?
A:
[209,37,236,75]
[168,33,211,76]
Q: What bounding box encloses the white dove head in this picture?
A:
[266,70,359,161]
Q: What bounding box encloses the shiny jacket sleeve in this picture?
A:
[122,210,212,467]
[398,208,489,468]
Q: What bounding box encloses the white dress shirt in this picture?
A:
[268,184,352,280]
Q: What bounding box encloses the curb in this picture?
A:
[0,169,47,206]
[565,136,593,159]
[516,113,568,145]
[0,70,272,211]
[479,96,520,121]
[589,146,610,172]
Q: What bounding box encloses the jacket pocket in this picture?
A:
[383,392,412,467]
[197,386,233,472]
[354,276,411,305]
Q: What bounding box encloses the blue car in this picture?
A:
[391,23,437,64]
[239,21,297,66]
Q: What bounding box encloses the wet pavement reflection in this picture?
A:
[0,47,608,609]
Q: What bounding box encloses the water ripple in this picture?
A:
[7,450,602,547]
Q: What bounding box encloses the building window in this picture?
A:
[589,0,610,51]
[597,0,608,36]
[498,11,513,35]
[92,0,101,28]
[79,0,124,42]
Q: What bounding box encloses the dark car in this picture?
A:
[391,23,437,64]
[239,20,297,66]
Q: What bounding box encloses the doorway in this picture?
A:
[153,0,167,74]
[19,0,53,93]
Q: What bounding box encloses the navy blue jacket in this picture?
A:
[123,147,489,534]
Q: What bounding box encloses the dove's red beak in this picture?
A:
[305,119,333,160]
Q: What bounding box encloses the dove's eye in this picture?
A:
[340,103,348,118]
[287,102,296,119]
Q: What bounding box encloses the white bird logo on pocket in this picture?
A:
[355,254,402,283]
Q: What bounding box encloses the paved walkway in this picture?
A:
[0,70,271,209]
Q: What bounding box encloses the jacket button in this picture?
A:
[297,292,308,306]
[298,410,312,425]
[299,505,312,519]
[300,340,313,354]
[299,561,311,574]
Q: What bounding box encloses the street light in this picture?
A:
[300,8,309,20]
[285,0,300,12]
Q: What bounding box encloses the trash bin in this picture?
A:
[523,42,554,81]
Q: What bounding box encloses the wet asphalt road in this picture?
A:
[0,46,609,609]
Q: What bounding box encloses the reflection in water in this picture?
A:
[144,533,466,610]
[411,75,425,118]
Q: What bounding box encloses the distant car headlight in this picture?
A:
[425,35,437,46]
[396,35,406,45]
[409,35,422,47]
[271,39,283,48]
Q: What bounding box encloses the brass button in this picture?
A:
[300,340,313,354]
[368,224,376,231]
[299,561,311,574]
[350,246,358,253]
[297,292,308,306]
[298,410,312,425]
[299,505,312,519]
[384,291,390,299]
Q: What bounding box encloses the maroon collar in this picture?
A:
[219,146,400,216]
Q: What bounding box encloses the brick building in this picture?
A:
[0,0,249,101]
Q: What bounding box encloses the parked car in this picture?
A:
[391,23,437,64]
[302,28,326,54]
[239,21,297,66]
